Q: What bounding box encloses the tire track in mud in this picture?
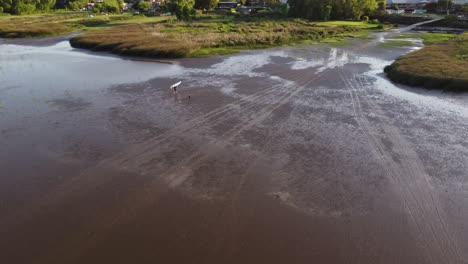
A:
[351,18,443,51]
[22,71,324,263]
[109,70,303,163]
[353,75,464,261]
[339,69,463,263]
[0,68,320,257]
[134,72,322,187]
[0,71,300,235]
[161,73,324,261]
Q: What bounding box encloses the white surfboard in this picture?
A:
[170,81,182,89]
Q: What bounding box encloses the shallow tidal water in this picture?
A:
[1,30,468,264]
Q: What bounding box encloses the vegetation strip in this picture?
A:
[0,13,166,38]
[384,33,468,92]
[69,17,381,58]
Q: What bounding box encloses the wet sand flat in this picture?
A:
[1,31,468,264]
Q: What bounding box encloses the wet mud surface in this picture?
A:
[1,29,468,264]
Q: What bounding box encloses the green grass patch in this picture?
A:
[0,12,168,38]
[315,21,379,29]
[379,39,414,48]
[189,47,242,57]
[385,33,468,92]
[393,32,455,45]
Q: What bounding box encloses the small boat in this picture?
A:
[170,81,181,89]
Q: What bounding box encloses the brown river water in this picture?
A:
[1,29,468,264]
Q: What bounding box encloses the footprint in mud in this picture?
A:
[47,97,91,112]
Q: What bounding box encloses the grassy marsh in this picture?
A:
[70,18,382,58]
[385,33,468,91]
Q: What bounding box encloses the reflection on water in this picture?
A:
[0,41,182,124]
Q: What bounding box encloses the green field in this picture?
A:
[385,33,468,91]
[0,12,168,38]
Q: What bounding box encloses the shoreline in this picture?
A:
[0,31,82,47]
[0,33,177,64]
[384,32,468,92]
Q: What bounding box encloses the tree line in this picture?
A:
[288,0,385,21]
[0,0,387,21]
[0,0,57,14]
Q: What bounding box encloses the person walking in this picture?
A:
[170,81,181,95]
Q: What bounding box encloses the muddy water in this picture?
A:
[1,31,468,264]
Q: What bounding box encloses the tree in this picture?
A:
[0,0,13,13]
[137,0,151,12]
[93,0,121,13]
[375,0,386,16]
[194,0,217,10]
[350,0,378,20]
[463,3,468,13]
[14,2,36,14]
[424,2,438,12]
[37,0,56,11]
[324,4,332,20]
[68,0,87,10]
[0,0,56,14]
[438,0,452,12]
[288,0,378,20]
[172,0,195,20]
[269,2,288,15]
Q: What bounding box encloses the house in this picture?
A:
[238,6,251,15]
[387,0,436,8]
[217,2,240,9]
[55,0,70,8]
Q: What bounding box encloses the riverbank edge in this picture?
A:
[384,33,468,92]
[384,64,468,92]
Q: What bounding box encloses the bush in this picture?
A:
[172,0,195,20]
[68,0,89,10]
[445,14,457,21]
[0,0,56,14]
[93,0,120,13]
[14,3,36,14]
[193,9,203,17]
[194,0,218,10]
[362,16,369,22]
[137,1,151,12]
